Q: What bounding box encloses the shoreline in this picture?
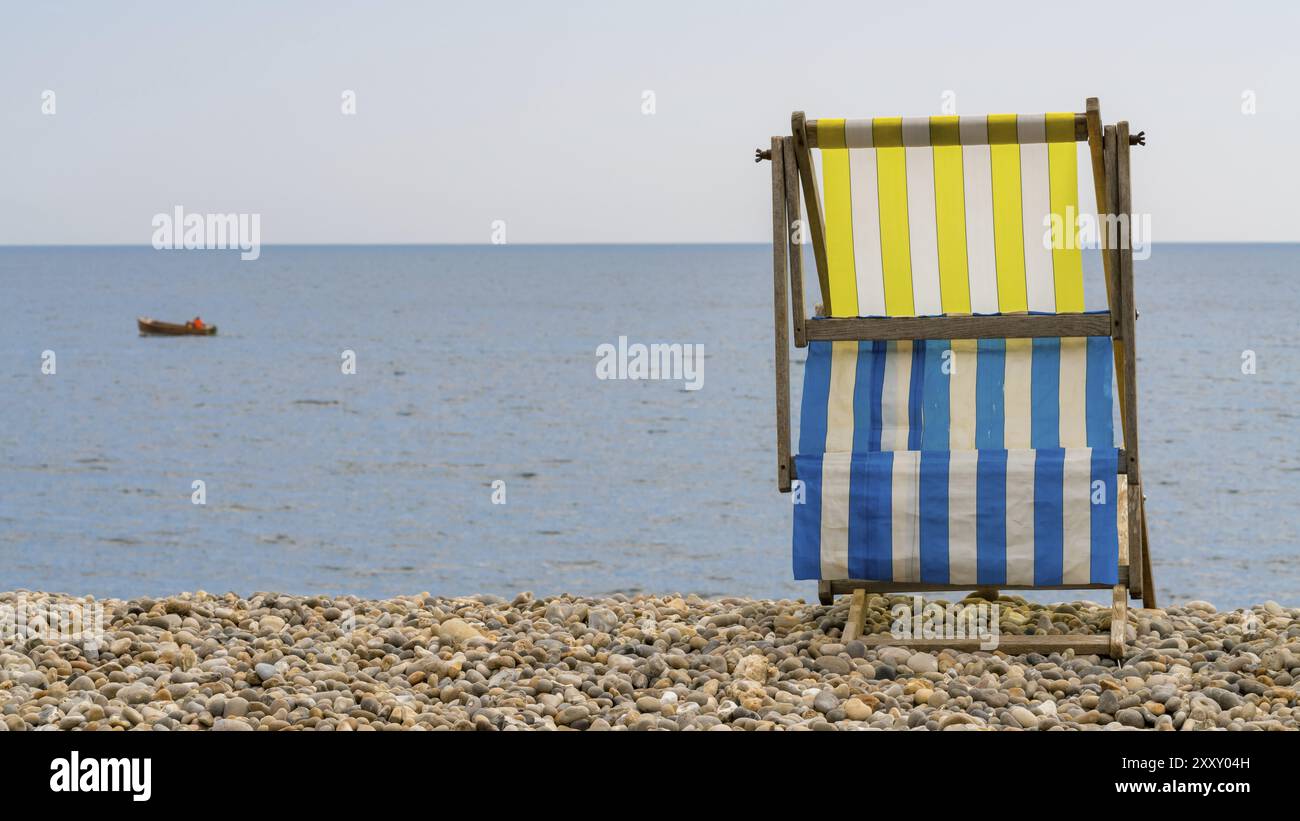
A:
[1,590,1296,731]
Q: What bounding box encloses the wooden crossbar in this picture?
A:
[804,313,1113,341]
[847,632,1115,655]
[805,112,1089,148]
[823,571,1128,597]
[794,449,1129,484]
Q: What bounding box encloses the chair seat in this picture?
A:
[793,447,1119,586]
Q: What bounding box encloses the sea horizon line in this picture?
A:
[2,240,1298,250]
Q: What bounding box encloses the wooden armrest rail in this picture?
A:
[804,313,1113,341]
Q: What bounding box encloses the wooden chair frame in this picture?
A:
[761,97,1152,658]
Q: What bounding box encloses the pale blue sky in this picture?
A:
[2,0,1297,244]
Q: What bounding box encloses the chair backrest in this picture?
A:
[813,113,1087,318]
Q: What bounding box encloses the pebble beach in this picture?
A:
[1,590,1297,731]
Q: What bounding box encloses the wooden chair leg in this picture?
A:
[1126,482,1144,601]
[769,136,793,493]
[842,589,867,642]
[1109,585,1128,658]
[818,581,834,606]
[1118,475,1144,604]
[1140,504,1157,609]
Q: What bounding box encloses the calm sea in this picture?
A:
[1,244,1296,608]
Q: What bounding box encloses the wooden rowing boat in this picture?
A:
[137,317,218,336]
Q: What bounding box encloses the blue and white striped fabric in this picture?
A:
[793,325,1120,586]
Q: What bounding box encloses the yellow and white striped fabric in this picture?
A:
[817,114,1084,318]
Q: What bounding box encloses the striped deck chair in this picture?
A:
[759,98,1151,657]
